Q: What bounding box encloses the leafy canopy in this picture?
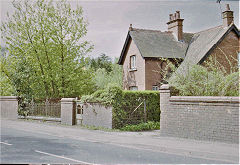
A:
[1,0,95,99]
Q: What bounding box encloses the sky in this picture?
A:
[0,0,239,59]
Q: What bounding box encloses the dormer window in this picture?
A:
[130,55,136,70]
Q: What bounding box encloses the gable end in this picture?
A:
[199,24,240,64]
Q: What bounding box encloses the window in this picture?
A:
[129,86,138,91]
[152,85,159,91]
[130,55,136,70]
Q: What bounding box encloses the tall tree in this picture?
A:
[1,0,95,99]
[90,53,113,73]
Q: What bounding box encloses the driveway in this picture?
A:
[0,119,239,164]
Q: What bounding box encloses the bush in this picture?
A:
[168,64,239,96]
[81,86,160,129]
[160,53,239,96]
[120,121,160,132]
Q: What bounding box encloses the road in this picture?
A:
[1,119,238,164]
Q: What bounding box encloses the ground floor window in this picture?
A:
[129,86,138,91]
[152,85,159,91]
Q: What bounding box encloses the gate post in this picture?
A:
[61,98,76,125]
[159,84,171,131]
[160,84,170,112]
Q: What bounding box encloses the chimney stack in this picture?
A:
[222,4,234,27]
[167,11,184,41]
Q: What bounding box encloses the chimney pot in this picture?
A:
[171,14,174,21]
[222,4,234,27]
[176,11,180,19]
[129,24,133,31]
[226,4,230,11]
[169,14,173,21]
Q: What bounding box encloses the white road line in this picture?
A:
[0,142,12,145]
[35,150,91,164]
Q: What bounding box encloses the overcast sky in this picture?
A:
[1,0,239,58]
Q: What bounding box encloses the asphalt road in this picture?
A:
[0,124,233,164]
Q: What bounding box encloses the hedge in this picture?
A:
[81,86,160,129]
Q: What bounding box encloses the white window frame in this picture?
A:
[152,85,159,91]
[129,86,138,91]
[130,55,136,70]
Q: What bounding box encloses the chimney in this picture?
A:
[222,4,234,27]
[167,11,184,41]
[129,24,133,31]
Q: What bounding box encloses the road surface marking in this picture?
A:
[35,150,91,164]
[0,142,12,145]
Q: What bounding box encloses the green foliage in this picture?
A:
[168,63,239,96]
[0,47,15,96]
[1,0,95,99]
[94,63,122,90]
[81,87,160,129]
[0,73,15,96]
[87,54,123,90]
[90,53,113,73]
[120,121,160,132]
[160,53,239,96]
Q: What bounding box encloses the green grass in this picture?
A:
[79,124,120,132]
[120,121,160,132]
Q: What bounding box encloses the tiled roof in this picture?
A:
[129,28,193,59]
[175,23,239,75]
[118,24,239,66]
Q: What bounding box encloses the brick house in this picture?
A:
[118,4,239,91]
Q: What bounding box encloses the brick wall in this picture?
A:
[145,58,163,90]
[160,84,239,143]
[145,58,182,90]
[202,31,239,73]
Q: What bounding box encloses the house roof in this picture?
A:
[118,24,239,66]
[174,23,240,75]
[118,28,193,65]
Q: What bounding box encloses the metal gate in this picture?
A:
[75,100,83,125]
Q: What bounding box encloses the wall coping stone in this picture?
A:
[0,96,19,101]
[170,96,240,103]
[61,98,76,102]
[160,84,170,90]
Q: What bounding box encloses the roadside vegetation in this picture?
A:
[81,86,160,129]
[161,54,239,96]
[120,121,160,132]
[1,0,95,100]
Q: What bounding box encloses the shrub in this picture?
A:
[81,86,160,129]
[161,53,239,96]
[168,64,239,96]
[120,121,160,132]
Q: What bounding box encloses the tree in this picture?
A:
[1,0,94,99]
[94,57,122,90]
[90,53,113,73]
[0,46,15,96]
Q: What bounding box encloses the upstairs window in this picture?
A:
[130,55,136,70]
